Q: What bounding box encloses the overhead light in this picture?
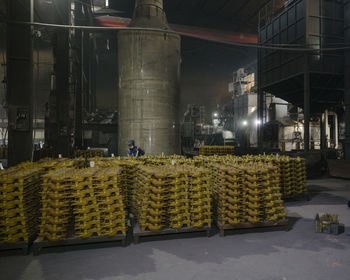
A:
[256,119,261,125]
[213,112,218,118]
[242,120,248,126]
[105,0,109,8]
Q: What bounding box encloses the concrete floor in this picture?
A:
[1,178,350,280]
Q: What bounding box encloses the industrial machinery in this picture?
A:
[230,66,340,154]
[118,0,181,156]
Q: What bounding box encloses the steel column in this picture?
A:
[304,63,310,152]
[303,0,310,152]
[257,41,264,152]
[52,0,71,156]
[74,0,84,149]
[345,0,350,160]
[7,0,33,166]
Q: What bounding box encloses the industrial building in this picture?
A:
[0,0,350,279]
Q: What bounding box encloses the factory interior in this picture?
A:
[0,0,350,279]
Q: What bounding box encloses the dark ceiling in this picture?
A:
[107,0,272,34]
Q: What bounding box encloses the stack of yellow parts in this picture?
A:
[264,166,286,221]
[244,165,285,223]
[92,167,127,236]
[199,146,234,156]
[188,167,211,228]
[294,157,307,194]
[94,158,139,206]
[117,160,139,206]
[213,165,244,225]
[40,167,127,241]
[71,168,100,238]
[39,169,74,241]
[233,155,308,198]
[168,168,190,229]
[36,158,75,174]
[133,165,212,231]
[212,162,286,226]
[0,165,42,243]
[133,166,168,231]
[244,166,269,224]
[72,167,127,237]
[283,157,294,196]
[74,149,104,158]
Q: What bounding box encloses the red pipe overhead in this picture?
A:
[95,16,258,44]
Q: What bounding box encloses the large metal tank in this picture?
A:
[117,0,181,156]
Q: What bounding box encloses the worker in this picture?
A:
[127,140,145,157]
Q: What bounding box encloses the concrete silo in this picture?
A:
[117,0,181,156]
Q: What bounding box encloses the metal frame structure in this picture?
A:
[45,0,95,156]
[258,0,346,152]
[7,0,34,166]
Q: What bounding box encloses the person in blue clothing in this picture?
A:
[127,140,145,157]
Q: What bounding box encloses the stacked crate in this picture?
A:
[212,162,286,226]
[39,169,74,241]
[94,158,139,206]
[71,168,100,238]
[133,166,169,231]
[93,168,127,236]
[168,168,191,229]
[264,172,285,222]
[239,155,308,198]
[132,165,212,231]
[118,161,139,206]
[188,167,211,228]
[244,166,268,224]
[0,166,42,243]
[40,167,128,241]
[294,157,307,194]
[199,146,234,156]
[213,165,244,225]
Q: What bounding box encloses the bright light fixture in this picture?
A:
[105,0,109,8]
[242,120,248,126]
[256,119,261,125]
[213,113,218,118]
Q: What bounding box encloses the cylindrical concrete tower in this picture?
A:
[117,0,181,156]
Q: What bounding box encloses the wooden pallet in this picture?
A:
[0,234,37,256]
[32,234,127,255]
[133,224,211,244]
[0,241,30,255]
[217,220,289,237]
